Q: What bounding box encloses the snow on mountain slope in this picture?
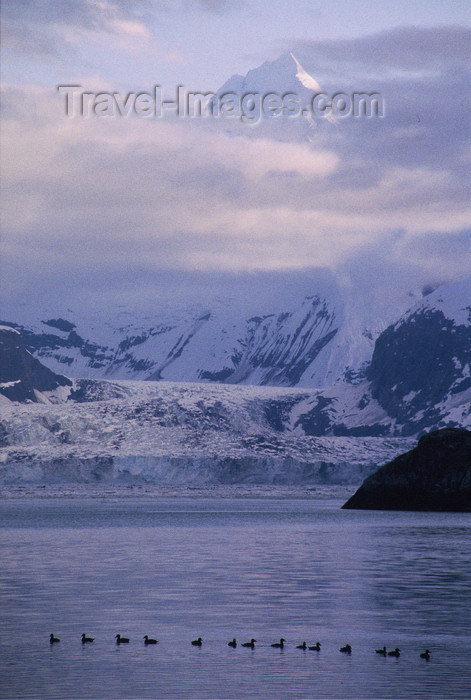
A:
[211,51,338,141]
[2,274,470,485]
[0,325,72,403]
[401,277,471,328]
[218,52,314,99]
[1,269,420,388]
[0,378,414,485]
[368,276,471,434]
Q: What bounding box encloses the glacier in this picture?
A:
[1,277,470,485]
[0,378,414,485]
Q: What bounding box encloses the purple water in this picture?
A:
[0,489,470,698]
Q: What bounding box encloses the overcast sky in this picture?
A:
[1,0,470,311]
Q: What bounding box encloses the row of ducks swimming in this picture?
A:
[375,646,431,660]
[50,634,158,645]
[50,635,431,659]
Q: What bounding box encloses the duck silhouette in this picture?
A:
[81,633,94,644]
[50,633,60,644]
[340,644,352,653]
[115,634,130,644]
[143,635,158,645]
[420,649,431,660]
[241,638,256,649]
[308,642,321,651]
[376,646,387,656]
[296,641,307,650]
[191,637,202,647]
[388,648,400,657]
[271,638,285,649]
[228,638,237,648]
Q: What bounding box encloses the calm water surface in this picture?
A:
[0,490,470,698]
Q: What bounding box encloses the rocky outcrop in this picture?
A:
[0,326,72,402]
[342,428,471,511]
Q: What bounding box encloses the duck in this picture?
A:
[375,646,387,656]
[420,649,431,660]
[388,648,400,657]
[191,637,203,647]
[81,633,94,644]
[271,638,285,649]
[340,644,352,653]
[50,633,60,644]
[241,638,256,649]
[115,634,130,644]
[296,641,307,650]
[228,638,237,648]
[143,635,158,645]
[308,642,321,651]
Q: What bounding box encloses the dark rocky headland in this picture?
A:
[342,428,471,512]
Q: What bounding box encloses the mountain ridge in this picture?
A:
[0,325,72,403]
[1,276,470,440]
[1,270,424,388]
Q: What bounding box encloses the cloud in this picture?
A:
[292,25,471,78]
[2,23,471,308]
[1,0,237,59]
[183,0,238,11]
[1,0,153,57]
[2,79,470,291]
[340,227,471,292]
